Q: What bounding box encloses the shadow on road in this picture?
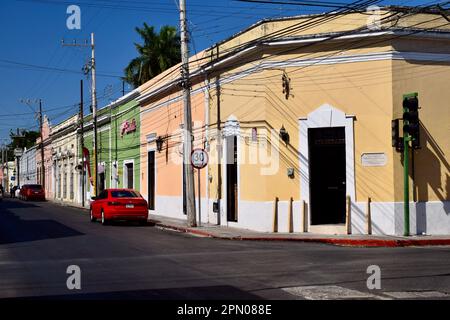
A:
[0,198,40,210]
[106,221,157,227]
[0,201,84,244]
[4,285,262,300]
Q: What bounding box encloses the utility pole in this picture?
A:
[5,148,9,193]
[215,45,222,226]
[62,33,97,196]
[11,129,25,189]
[179,0,197,227]
[80,79,85,207]
[91,33,98,197]
[19,98,45,190]
[38,100,45,191]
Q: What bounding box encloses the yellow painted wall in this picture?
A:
[139,86,207,201]
[391,57,450,202]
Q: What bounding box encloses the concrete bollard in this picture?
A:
[273,197,279,233]
[366,197,372,235]
[346,195,352,235]
[288,197,293,233]
[302,200,308,233]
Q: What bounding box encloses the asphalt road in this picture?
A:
[0,197,449,300]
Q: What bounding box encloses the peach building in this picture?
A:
[138,7,450,235]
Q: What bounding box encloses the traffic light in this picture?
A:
[402,95,420,149]
[391,119,403,152]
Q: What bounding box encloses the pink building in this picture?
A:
[36,116,53,199]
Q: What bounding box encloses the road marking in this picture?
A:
[282,285,385,300]
[383,291,449,299]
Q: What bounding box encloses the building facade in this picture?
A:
[36,116,53,199]
[82,106,111,202]
[80,90,142,204]
[51,114,80,204]
[138,7,450,235]
[138,52,208,221]
[109,90,141,191]
[18,146,37,186]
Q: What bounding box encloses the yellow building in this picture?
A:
[139,6,450,235]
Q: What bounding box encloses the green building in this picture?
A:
[82,89,140,199]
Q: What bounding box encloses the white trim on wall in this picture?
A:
[299,104,356,228]
[221,118,241,227]
[123,159,135,190]
[138,49,450,104]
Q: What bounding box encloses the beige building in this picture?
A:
[139,6,450,235]
[50,114,81,205]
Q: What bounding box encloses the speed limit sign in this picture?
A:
[191,148,208,169]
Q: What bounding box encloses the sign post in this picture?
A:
[191,149,209,227]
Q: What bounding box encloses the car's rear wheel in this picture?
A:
[101,210,108,225]
[139,219,147,226]
[90,209,96,222]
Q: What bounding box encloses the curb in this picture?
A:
[151,221,450,248]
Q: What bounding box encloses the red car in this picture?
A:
[90,189,148,225]
[19,184,46,201]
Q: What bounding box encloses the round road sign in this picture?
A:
[191,149,208,169]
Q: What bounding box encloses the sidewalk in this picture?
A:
[149,214,450,248]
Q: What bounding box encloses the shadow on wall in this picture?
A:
[413,123,450,203]
[408,123,450,234]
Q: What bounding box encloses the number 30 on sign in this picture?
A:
[191,149,208,169]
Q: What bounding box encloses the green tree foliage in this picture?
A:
[4,130,40,161]
[124,23,181,88]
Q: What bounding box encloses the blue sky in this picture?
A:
[0,0,437,142]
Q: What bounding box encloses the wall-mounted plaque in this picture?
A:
[361,153,387,167]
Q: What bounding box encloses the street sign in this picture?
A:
[190,148,208,227]
[14,148,23,157]
[191,149,208,169]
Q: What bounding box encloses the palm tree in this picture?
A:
[124,23,181,88]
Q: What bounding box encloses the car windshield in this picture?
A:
[111,190,140,198]
[28,185,43,190]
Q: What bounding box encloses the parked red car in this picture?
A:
[19,184,46,201]
[90,189,148,225]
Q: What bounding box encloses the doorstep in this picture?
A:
[149,214,450,248]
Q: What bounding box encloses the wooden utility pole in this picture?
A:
[179,0,196,227]
[80,79,85,207]
[91,33,98,197]
[39,99,45,190]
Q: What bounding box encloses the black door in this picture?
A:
[148,151,155,210]
[308,127,346,225]
[98,172,105,193]
[226,136,238,222]
[126,163,134,189]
